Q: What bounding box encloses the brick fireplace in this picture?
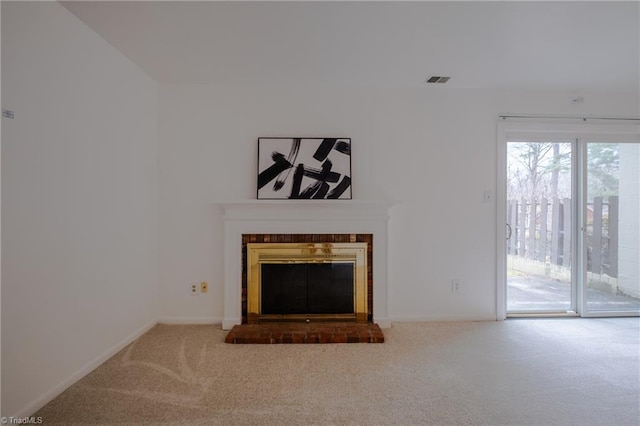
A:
[218,200,393,330]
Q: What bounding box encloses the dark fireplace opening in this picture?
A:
[261,263,354,315]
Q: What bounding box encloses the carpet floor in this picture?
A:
[35,318,639,425]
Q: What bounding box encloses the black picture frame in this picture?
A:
[257,137,352,200]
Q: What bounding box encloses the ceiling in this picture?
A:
[61,1,639,92]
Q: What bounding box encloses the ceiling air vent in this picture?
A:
[426,76,450,84]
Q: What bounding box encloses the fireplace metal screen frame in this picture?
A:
[247,242,368,323]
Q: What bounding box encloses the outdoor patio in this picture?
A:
[508,274,640,312]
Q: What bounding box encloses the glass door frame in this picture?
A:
[497,118,640,320]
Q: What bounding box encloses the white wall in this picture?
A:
[1,2,158,417]
[157,84,639,323]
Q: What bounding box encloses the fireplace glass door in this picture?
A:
[261,263,355,316]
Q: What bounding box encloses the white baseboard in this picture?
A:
[158,316,223,325]
[13,319,157,419]
[373,317,392,328]
[389,314,498,323]
[222,318,242,330]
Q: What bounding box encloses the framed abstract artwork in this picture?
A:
[257,137,352,199]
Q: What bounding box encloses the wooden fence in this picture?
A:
[507,196,618,277]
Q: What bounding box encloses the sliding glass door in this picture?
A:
[506,141,575,313]
[583,141,640,314]
[499,121,639,318]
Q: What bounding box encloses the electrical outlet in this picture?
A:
[200,281,208,293]
[190,283,199,296]
[451,279,460,293]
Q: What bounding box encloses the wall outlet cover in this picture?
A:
[190,283,199,295]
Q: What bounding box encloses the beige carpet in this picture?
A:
[36,319,639,425]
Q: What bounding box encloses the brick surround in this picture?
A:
[241,233,373,324]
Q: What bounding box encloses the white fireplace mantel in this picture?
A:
[217,200,394,329]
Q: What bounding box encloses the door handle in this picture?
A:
[506,223,512,240]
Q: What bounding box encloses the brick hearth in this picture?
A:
[225,322,384,344]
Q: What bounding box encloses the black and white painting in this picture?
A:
[257,138,352,199]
